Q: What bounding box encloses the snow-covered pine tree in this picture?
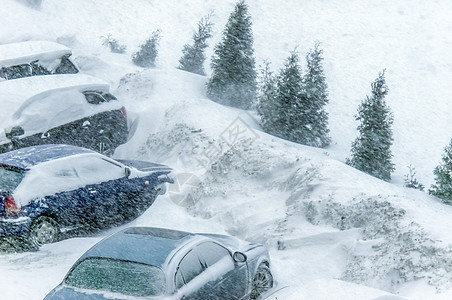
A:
[256,61,279,135]
[178,14,213,75]
[132,30,161,68]
[206,0,257,109]
[303,42,331,147]
[275,51,305,142]
[429,139,452,204]
[347,70,395,181]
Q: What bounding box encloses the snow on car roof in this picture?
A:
[0,73,109,102]
[0,40,72,68]
[80,227,197,267]
[0,144,95,169]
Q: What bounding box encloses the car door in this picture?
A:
[72,155,129,227]
[174,249,206,300]
[195,242,248,299]
[14,158,91,230]
[175,242,248,300]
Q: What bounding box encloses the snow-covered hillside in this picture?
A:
[1,0,452,299]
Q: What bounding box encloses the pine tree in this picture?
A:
[303,42,331,147]
[207,0,257,109]
[276,51,306,142]
[404,164,425,191]
[347,70,395,181]
[178,14,213,76]
[256,61,279,135]
[132,30,161,68]
[429,139,452,204]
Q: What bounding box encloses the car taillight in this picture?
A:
[5,195,21,217]
[121,107,127,120]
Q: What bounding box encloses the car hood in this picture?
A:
[45,285,174,300]
[45,285,120,300]
[116,159,172,174]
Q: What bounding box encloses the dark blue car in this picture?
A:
[0,144,173,249]
[45,227,273,300]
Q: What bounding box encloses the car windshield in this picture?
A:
[0,167,25,192]
[65,258,166,297]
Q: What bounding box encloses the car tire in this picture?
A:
[29,216,59,248]
[250,264,273,300]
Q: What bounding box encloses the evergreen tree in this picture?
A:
[404,164,425,191]
[178,14,213,75]
[303,42,331,147]
[207,0,257,109]
[256,61,279,135]
[347,70,394,181]
[132,30,161,68]
[276,51,306,143]
[429,139,452,204]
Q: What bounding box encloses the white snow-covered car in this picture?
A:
[0,74,128,155]
[0,40,79,80]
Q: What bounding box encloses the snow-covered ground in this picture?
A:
[1,0,452,299]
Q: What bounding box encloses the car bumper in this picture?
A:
[0,216,31,238]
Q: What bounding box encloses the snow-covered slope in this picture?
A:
[1,0,452,299]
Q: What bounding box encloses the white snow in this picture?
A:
[0,40,72,68]
[1,0,452,300]
[0,74,122,142]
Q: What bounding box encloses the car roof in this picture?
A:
[0,40,72,68]
[79,227,212,268]
[0,144,95,170]
[0,73,109,102]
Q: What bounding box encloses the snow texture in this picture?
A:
[2,0,452,299]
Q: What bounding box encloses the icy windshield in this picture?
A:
[65,258,166,297]
[0,167,25,192]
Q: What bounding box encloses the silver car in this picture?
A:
[45,227,273,299]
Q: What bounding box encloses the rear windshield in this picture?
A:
[83,91,118,105]
[0,167,25,192]
[65,258,166,297]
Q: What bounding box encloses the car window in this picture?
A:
[0,64,33,80]
[83,91,117,105]
[103,92,118,101]
[65,258,165,297]
[195,242,231,267]
[0,167,25,192]
[175,250,204,289]
[73,156,125,185]
[30,60,51,76]
[84,92,106,105]
[54,55,79,74]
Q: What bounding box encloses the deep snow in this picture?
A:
[2,0,452,299]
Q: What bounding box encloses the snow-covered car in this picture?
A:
[0,73,128,155]
[44,226,273,300]
[0,144,173,249]
[0,40,79,80]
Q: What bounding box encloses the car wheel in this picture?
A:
[29,216,59,248]
[250,264,273,300]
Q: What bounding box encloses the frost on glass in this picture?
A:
[65,258,166,297]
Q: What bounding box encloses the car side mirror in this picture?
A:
[233,251,247,263]
[5,126,25,140]
[125,167,131,178]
